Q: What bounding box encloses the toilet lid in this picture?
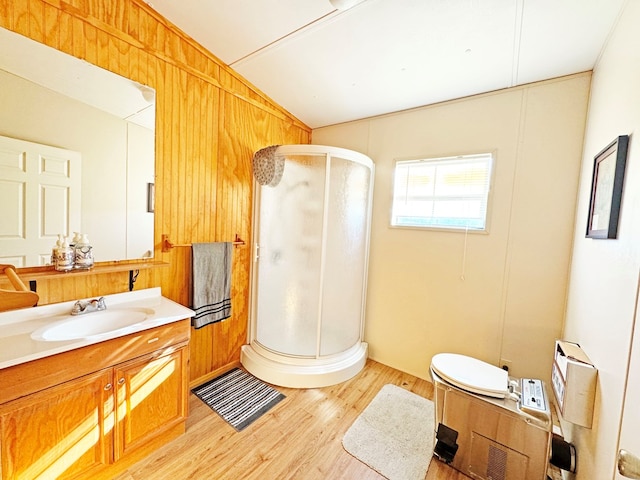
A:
[431,353,509,398]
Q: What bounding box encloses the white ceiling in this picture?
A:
[147,0,625,128]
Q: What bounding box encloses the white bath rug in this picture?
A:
[342,384,435,480]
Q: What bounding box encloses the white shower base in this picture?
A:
[241,341,368,388]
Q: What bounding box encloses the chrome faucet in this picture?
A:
[71,297,107,315]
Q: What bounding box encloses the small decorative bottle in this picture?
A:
[74,233,94,270]
[70,231,81,249]
[55,237,74,272]
[51,234,63,267]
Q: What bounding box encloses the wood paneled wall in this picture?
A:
[1,0,311,385]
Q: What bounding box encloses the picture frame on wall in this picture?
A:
[147,183,155,213]
[586,135,629,239]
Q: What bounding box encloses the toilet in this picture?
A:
[429,352,552,480]
[430,353,509,398]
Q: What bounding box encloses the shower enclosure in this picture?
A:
[241,145,374,388]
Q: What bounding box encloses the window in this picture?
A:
[391,153,493,231]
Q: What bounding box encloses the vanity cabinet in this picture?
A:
[0,319,190,480]
[0,370,114,480]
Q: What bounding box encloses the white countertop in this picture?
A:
[0,287,194,370]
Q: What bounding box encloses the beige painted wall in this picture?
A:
[313,74,590,381]
[562,1,640,478]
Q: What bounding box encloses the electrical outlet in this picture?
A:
[500,358,512,372]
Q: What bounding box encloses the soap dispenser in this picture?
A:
[51,234,63,266]
[74,233,94,270]
[55,236,74,272]
[70,231,81,249]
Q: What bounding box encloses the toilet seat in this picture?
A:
[431,353,509,399]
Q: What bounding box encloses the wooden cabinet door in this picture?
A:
[0,369,113,480]
[114,347,188,459]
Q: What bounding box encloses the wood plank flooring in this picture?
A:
[116,359,469,480]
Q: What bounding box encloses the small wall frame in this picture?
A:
[147,183,155,213]
[586,135,629,239]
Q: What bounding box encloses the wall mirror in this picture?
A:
[0,27,155,268]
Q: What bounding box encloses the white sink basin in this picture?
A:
[31,308,155,342]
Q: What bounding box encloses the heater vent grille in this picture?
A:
[487,444,507,480]
[469,432,528,480]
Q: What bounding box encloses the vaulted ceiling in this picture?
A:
[147,0,626,128]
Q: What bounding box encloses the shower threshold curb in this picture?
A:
[240,342,368,389]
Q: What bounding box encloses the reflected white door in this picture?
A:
[0,135,81,266]
[616,271,640,479]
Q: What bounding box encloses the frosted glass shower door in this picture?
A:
[255,155,326,357]
[320,156,371,356]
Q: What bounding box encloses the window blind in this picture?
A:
[391,153,493,230]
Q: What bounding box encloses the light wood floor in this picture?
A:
[116,359,469,480]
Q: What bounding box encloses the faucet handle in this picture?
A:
[94,297,107,310]
[71,300,85,315]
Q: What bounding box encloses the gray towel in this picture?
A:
[191,242,232,329]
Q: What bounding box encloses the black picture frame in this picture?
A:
[586,135,629,239]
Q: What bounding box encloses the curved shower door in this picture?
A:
[319,154,371,356]
[252,149,372,359]
[254,154,326,357]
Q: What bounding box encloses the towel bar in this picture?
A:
[161,234,245,253]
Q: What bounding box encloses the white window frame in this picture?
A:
[390,152,494,232]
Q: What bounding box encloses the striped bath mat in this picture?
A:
[192,368,285,431]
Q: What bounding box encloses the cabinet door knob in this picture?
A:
[104,383,112,391]
[118,378,126,385]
